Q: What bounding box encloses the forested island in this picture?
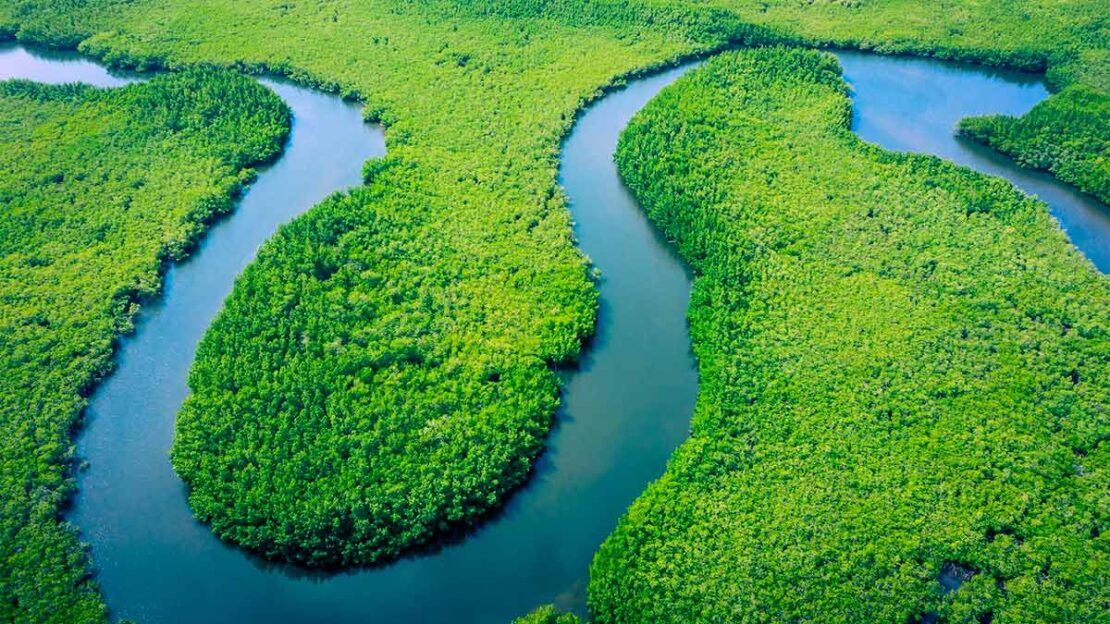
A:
[0,1,1105,623]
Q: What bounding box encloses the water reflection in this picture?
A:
[837,50,1109,271]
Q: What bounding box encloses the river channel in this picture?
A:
[1,41,1105,623]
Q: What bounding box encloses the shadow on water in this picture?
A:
[0,41,144,85]
[2,40,1106,624]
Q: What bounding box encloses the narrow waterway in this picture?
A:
[2,42,1106,624]
[837,51,1109,271]
[1,42,700,623]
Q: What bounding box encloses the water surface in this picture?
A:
[2,42,1106,624]
[837,51,1109,271]
[1,44,699,623]
[0,42,140,85]
[66,73,389,622]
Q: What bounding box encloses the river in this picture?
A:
[0,42,1105,624]
[837,50,1109,272]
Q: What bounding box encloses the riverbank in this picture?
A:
[0,58,290,622]
[594,46,1108,624]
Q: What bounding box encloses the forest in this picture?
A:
[709,0,1110,210]
[142,1,758,567]
[514,605,584,624]
[0,0,1105,622]
[594,47,1107,623]
[0,71,289,621]
[0,1,758,615]
[960,86,1110,205]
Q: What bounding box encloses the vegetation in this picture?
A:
[592,47,1108,623]
[513,605,583,624]
[699,0,1109,87]
[134,2,767,569]
[960,86,1110,204]
[0,0,772,570]
[0,0,1107,620]
[0,71,288,622]
[696,0,1110,203]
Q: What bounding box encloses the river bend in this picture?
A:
[0,42,1106,623]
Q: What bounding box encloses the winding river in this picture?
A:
[1,41,1107,624]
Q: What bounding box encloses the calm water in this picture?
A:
[837,51,1109,271]
[2,42,1106,623]
[1,43,699,623]
[0,43,140,85]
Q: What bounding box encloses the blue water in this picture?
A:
[0,41,1104,623]
[838,50,1109,271]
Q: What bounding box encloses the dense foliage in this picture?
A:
[695,0,1110,203]
[960,86,1110,204]
[592,47,1109,623]
[0,0,1107,619]
[157,2,766,568]
[0,71,288,622]
[0,0,769,570]
[699,0,1110,87]
[513,605,583,624]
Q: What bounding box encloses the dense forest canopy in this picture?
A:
[0,1,1104,622]
[0,70,288,622]
[0,2,754,617]
[960,86,1110,205]
[701,0,1109,83]
[513,604,584,624]
[593,47,1107,624]
[111,0,760,568]
[697,0,1110,194]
